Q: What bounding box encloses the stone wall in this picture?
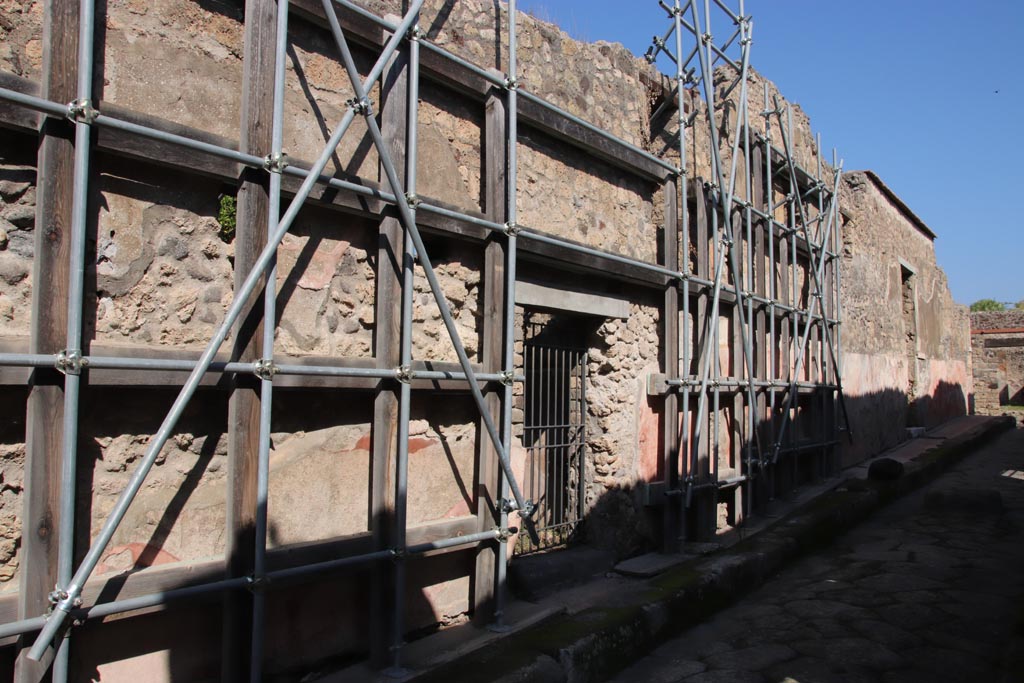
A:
[970,310,1024,414]
[839,171,971,464]
[0,0,966,676]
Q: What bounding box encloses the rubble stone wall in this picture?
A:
[970,310,1024,414]
[839,171,971,465]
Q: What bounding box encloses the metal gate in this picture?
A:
[517,332,588,554]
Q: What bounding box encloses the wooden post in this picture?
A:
[661,178,681,553]
[473,90,506,623]
[691,182,715,540]
[729,210,745,528]
[17,0,78,678]
[751,146,770,504]
[776,199,792,498]
[368,49,408,667]
[223,0,276,678]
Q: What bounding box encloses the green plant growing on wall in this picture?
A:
[970,299,1005,312]
[217,193,237,244]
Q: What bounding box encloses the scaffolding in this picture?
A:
[0,0,845,678]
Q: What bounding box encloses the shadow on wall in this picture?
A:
[11,382,969,680]
[581,382,970,562]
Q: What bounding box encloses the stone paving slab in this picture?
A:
[610,422,1024,683]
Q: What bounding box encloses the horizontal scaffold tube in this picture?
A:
[0,529,505,640]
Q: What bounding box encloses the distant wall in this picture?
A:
[839,171,971,465]
[970,310,1024,414]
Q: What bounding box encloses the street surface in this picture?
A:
[611,427,1024,683]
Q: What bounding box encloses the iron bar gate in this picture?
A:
[518,329,588,554]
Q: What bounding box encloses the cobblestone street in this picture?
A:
[612,427,1024,683]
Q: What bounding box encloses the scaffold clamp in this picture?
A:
[263,152,289,174]
[347,97,373,115]
[395,364,413,384]
[253,359,277,381]
[245,575,270,593]
[67,98,98,124]
[503,221,520,237]
[56,349,86,376]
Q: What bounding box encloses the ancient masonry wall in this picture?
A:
[839,171,971,465]
[0,0,970,677]
[970,310,1024,414]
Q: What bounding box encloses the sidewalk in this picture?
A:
[316,415,1015,683]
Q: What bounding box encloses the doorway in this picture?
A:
[517,317,588,554]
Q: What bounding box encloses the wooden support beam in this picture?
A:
[751,146,771,504]
[17,0,78,677]
[689,182,715,541]
[517,97,671,182]
[0,69,677,293]
[661,178,681,552]
[473,90,506,624]
[368,49,407,668]
[223,0,277,678]
[729,208,745,527]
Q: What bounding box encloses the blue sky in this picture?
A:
[517,0,1023,306]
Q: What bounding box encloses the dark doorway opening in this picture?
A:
[517,317,588,554]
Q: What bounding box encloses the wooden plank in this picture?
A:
[517,96,671,183]
[984,337,1024,348]
[473,90,506,625]
[661,178,681,552]
[368,48,407,668]
[3,71,676,294]
[0,71,39,133]
[17,0,79,677]
[514,281,630,319]
[222,0,277,677]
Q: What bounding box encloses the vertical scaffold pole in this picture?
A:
[248,0,288,679]
[49,0,97,678]
[673,0,692,541]
[494,0,520,627]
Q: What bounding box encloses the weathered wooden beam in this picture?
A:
[368,48,407,668]
[0,69,680,295]
[661,178,681,552]
[0,71,39,132]
[17,0,79,677]
[473,90,506,624]
[517,97,670,183]
[223,0,277,677]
